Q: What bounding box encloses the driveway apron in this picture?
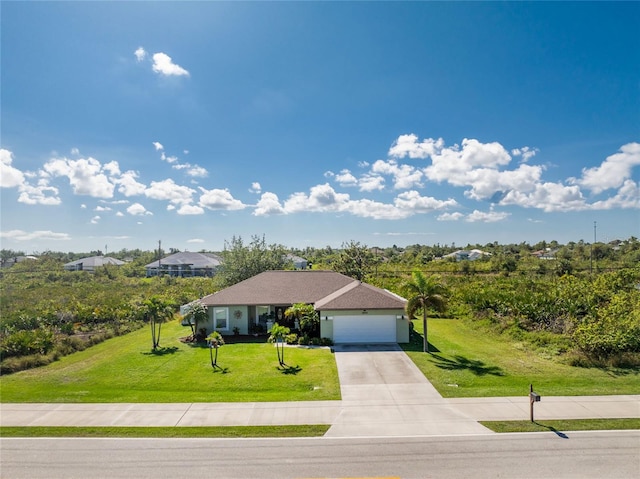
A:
[325,344,492,437]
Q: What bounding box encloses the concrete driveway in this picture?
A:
[325,344,492,437]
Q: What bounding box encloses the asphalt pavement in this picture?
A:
[1,344,638,437]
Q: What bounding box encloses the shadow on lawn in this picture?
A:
[143,346,181,356]
[429,354,504,377]
[402,332,440,353]
[534,421,569,439]
[279,364,302,375]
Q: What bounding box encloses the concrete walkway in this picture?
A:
[1,345,638,437]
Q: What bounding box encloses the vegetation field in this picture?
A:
[404,319,640,397]
[0,320,340,403]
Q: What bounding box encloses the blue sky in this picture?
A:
[1,1,639,254]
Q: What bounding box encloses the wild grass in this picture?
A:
[0,320,340,403]
[404,318,640,397]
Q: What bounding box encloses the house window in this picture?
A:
[256,305,270,324]
[214,308,229,331]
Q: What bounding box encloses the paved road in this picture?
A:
[2,431,639,479]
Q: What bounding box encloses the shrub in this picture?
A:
[285,333,298,345]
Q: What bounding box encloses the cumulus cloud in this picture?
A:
[249,182,262,194]
[134,47,147,62]
[145,179,195,205]
[0,229,70,241]
[254,192,285,216]
[466,209,510,223]
[116,171,146,196]
[153,141,164,151]
[42,157,115,198]
[198,187,245,211]
[177,204,205,215]
[437,212,464,221]
[0,149,25,188]
[393,190,459,212]
[127,203,152,216]
[17,183,61,206]
[371,159,423,189]
[573,142,640,194]
[152,52,190,77]
[90,215,101,224]
[388,134,444,159]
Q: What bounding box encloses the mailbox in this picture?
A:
[530,392,541,402]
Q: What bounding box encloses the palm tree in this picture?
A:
[268,323,290,367]
[404,271,447,353]
[184,301,208,341]
[207,331,225,369]
[142,296,175,351]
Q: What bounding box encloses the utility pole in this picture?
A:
[158,240,162,276]
[590,221,597,275]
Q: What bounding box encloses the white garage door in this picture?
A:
[333,315,396,343]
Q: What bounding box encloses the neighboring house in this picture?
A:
[532,249,558,260]
[285,253,309,270]
[443,249,490,261]
[145,251,223,277]
[196,270,409,344]
[1,255,38,269]
[64,256,125,272]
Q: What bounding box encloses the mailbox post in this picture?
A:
[529,384,541,422]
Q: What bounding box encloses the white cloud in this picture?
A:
[342,198,409,220]
[90,215,101,224]
[42,157,115,198]
[332,169,358,187]
[187,238,204,243]
[574,142,640,194]
[512,146,538,163]
[116,211,124,217]
[177,204,205,215]
[253,192,286,216]
[501,182,586,212]
[152,52,190,77]
[388,134,444,159]
[182,164,208,178]
[393,190,459,212]
[0,149,25,188]
[198,188,245,211]
[95,206,111,212]
[466,209,510,223]
[437,212,464,221]
[116,171,146,196]
[0,229,71,241]
[134,47,147,62]
[590,180,640,210]
[145,179,195,205]
[153,141,164,151]
[371,159,423,189]
[17,183,61,205]
[283,183,350,214]
[249,182,262,194]
[126,203,152,216]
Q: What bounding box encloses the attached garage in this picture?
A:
[333,314,397,343]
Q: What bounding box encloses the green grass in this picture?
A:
[481,418,640,433]
[0,425,330,438]
[0,320,340,403]
[403,318,640,397]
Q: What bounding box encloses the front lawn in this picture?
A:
[404,318,640,397]
[0,320,340,403]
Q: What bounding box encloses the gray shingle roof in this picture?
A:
[64,256,125,268]
[145,252,222,269]
[200,270,406,310]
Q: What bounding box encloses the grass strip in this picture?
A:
[481,418,640,433]
[0,425,330,438]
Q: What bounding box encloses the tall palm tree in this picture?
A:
[404,271,447,353]
[142,296,175,351]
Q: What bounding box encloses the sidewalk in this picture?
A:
[1,395,638,429]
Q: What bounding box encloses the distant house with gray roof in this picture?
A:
[145,251,223,277]
[64,256,125,272]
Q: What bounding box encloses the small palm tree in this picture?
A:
[268,323,290,367]
[404,271,447,353]
[184,302,208,341]
[142,296,175,351]
[206,331,225,369]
